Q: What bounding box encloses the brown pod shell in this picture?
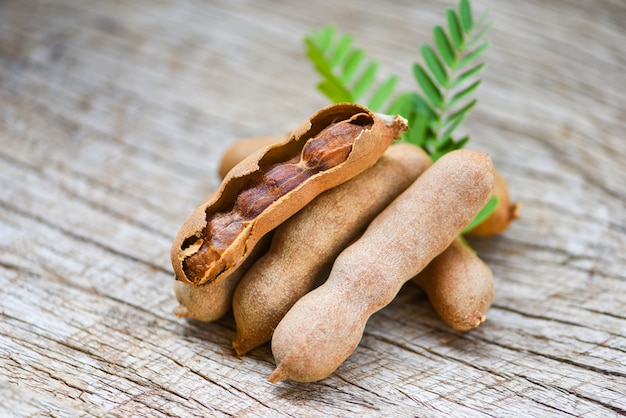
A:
[466,171,520,236]
[173,233,272,321]
[232,144,432,355]
[170,103,408,291]
[412,238,494,331]
[219,136,283,179]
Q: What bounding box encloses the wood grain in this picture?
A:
[1,0,624,416]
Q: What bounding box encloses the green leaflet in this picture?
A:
[421,45,448,87]
[303,26,396,112]
[433,26,455,67]
[352,62,379,101]
[451,62,486,88]
[447,9,464,49]
[342,50,365,84]
[459,0,473,32]
[459,41,490,69]
[368,75,399,111]
[447,80,481,110]
[413,64,443,108]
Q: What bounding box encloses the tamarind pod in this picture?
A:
[170,103,407,317]
[231,143,432,355]
[269,149,495,383]
[412,238,494,331]
[174,280,233,322]
[466,170,520,237]
[219,136,283,179]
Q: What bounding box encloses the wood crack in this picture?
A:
[3,313,229,417]
[0,199,172,276]
[521,375,626,416]
[367,325,625,415]
[466,331,626,380]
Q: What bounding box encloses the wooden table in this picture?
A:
[1,1,624,416]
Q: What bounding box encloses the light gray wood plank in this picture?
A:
[1,0,624,416]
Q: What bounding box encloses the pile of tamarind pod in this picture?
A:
[170,103,520,383]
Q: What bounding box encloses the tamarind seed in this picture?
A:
[183,213,244,283]
[234,163,306,219]
[301,121,363,171]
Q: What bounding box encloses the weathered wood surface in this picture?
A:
[1,0,625,416]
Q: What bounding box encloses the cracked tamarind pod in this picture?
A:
[231,143,432,355]
[412,237,494,331]
[170,103,408,321]
[269,149,495,383]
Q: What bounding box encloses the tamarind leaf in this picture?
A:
[304,27,397,109]
[431,138,453,160]
[305,37,353,102]
[454,134,470,149]
[447,9,464,49]
[387,91,438,144]
[459,0,473,32]
[458,41,490,69]
[413,63,443,107]
[430,146,449,161]
[446,80,481,110]
[439,111,467,144]
[304,38,333,79]
[410,0,490,156]
[406,109,429,147]
[473,8,493,32]
[386,92,417,119]
[433,26,455,67]
[390,91,437,121]
[451,63,486,88]
[466,22,493,49]
[463,196,499,234]
[421,45,448,87]
[352,62,379,101]
[311,25,334,51]
[341,50,365,84]
[431,133,470,161]
[318,80,352,103]
[368,75,398,112]
[329,34,354,68]
[443,99,476,128]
